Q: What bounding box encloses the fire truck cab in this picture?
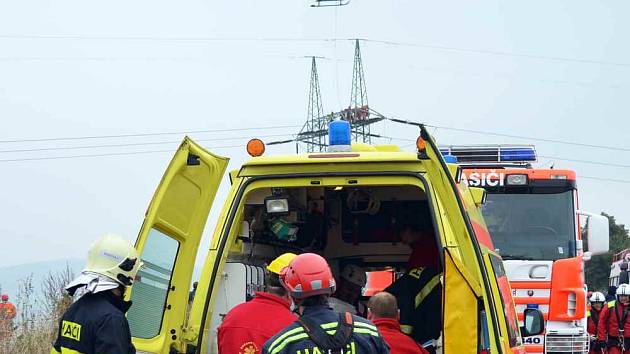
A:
[440,145,610,354]
[126,126,544,354]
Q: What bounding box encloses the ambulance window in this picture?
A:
[128,228,179,339]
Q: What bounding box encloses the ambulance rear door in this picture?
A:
[127,137,228,354]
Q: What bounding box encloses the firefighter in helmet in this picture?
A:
[588,291,605,354]
[51,234,142,354]
[329,264,367,315]
[597,284,630,354]
[262,253,390,354]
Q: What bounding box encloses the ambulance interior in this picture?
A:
[208,184,441,352]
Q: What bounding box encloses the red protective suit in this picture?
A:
[218,292,297,354]
[598,301,630,354]
[373,318,429,354]
[0,302,16,320]
[588,307,603,354]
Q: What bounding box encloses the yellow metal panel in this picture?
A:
[443,249,478,354]
[131,137,228,354]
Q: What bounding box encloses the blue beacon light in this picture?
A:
[328,119,352,152]
[500,147,536,161]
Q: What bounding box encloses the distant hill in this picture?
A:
[0,258,84,303]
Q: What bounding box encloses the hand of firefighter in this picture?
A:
[595,340,606,350]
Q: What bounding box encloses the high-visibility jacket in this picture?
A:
[0,302,16,320]
[598,301,630,344]
[262,304,389,354]
[385,266,441,347]
[51,291,135,354]
[218,292,297,354]
[373,318,428,354]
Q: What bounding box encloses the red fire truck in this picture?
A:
[441,144,609,354]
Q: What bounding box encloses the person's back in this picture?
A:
[218,292,296,353]
[263,299,388,354]
[218,253,298,354]
[368,292,427,354]
[51,233,141,354]
[53,290,135,354]
[262,253,389,354]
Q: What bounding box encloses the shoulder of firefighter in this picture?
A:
[262,306,389,354]
[384,266,442,346]
[51,292,135,354]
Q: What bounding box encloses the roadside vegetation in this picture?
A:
[585,213,630,292]
[0,266,73,354]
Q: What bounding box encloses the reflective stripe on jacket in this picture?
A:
[385,267,441,345]
[262,304,389,354]
[51,291,135,354]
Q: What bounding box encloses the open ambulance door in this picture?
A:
[127,137,228,354]
[443,249,483,354]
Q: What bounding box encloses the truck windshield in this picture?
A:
[481,190,576,261]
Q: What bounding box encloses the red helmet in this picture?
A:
[280,253,336,299]
[1,294,8,301]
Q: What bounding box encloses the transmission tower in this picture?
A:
[297,57,329,152]
[295,41,382,152]
[347,39,372,144]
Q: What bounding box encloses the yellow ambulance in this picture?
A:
[126,123,543,354]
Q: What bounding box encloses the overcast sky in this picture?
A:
[0,1,628,268]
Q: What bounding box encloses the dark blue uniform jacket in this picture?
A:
[262,304,390,354]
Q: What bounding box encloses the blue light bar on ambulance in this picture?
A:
[439,144,537,165]
[328,119,352,152]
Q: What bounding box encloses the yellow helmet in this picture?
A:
[84,234,143,286]
[267,253,297,274]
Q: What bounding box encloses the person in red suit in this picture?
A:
[218,253,297,354]
[587,292,605,354]
[598,284,630,354]
[368,291,428,354]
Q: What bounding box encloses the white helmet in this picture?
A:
[340,264,367,287]
[589,291,606,303]
[617,284,630,296]
[84,234,143,286]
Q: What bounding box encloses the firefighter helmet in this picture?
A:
[267,253,297,275]
[617,284,630,296]
[280,253,336,299]
[340,264,367,287]
[84,234,143,286]
[1,294,8,302]
[589,291,606,303]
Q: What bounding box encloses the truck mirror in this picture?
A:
[521,308,545,337]
[578,211,609,256]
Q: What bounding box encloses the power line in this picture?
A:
[539,155,630,169]
[425,123,630,152]
[359,39,630,68]
[0,144,246,163]
[0,133,293,154]
[0,124,301,144]
[581,176,630,184]
[379,116,630,152]
[1,35,628,67]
